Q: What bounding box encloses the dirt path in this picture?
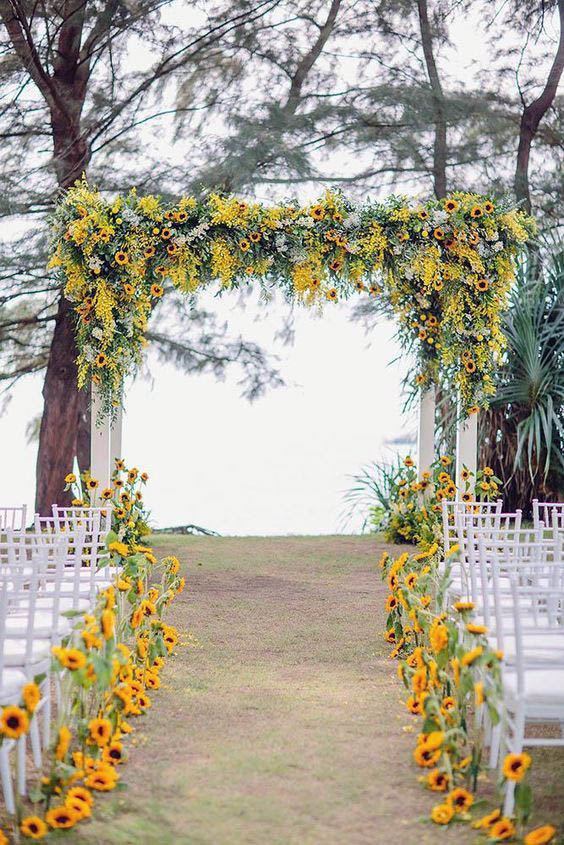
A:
[74,536,564,845]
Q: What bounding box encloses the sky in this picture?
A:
[0,291,412,535]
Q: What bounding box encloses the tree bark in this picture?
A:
[514,0,564,214]
[417,0,447,198]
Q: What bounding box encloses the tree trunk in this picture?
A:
[35,109,90,514]
[35,297,83,512]
[417,0,447,198]
[514,0,564,214]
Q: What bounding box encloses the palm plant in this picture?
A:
[341,456,406,533]
[479,244,564,512]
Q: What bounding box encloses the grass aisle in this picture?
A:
[74,536,564,845]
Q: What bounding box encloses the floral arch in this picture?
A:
[50,178,535,488]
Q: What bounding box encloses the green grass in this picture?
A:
[25,536,564,844]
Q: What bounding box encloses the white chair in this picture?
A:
[0,506,27,532]
[532,499,564,531]
[476,533,564,796]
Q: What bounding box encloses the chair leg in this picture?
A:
[0,747,15,815]
[489,723,501,769]
[42,680,51,750]
[16,734,26,796]
[29,714,42,769]
[503,706,525,817]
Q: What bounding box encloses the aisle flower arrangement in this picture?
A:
[384,455,502,545]
[380,510,557,843]
[0,461,185,842]
[49,178,535,418]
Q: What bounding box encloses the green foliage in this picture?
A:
[480,242,564,509]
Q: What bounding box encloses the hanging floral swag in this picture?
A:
[49,178,535,418]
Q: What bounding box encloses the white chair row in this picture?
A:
[441,499,564,816]
[0,505,115,814]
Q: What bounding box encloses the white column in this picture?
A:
[90,385,111,493]
[456,408,478,490]
[417,386,435,477]
[110,403,123,464]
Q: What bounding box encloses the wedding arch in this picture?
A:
[50,178,535,492]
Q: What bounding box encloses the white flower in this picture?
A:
[432,210,448,224]
[92,328,104,341]
[493,242,503,252]
[344,212,361,229]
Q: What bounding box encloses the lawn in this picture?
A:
[58,536,564,844]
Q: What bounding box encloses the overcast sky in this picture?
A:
[0,288,411,534]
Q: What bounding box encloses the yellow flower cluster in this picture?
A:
[50,179,535,417]
[0,466,185,842]
[380,508,555,843]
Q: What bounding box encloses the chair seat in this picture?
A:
[0,668,28,701]
[503,668,564,717]
[5,610,70,638]
[16,595,91,614]
[490,632,564,663]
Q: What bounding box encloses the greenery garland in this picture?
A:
[50,178,535,417]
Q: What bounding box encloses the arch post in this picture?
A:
[110,404,123,465]
[90,385,111,492]
[455,407,477,490]
[417,387,435,477]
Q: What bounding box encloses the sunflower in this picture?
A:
[20,816,48,839]
[103,741,125,765]
[418,209,429,220]
[45,806,78,829]
[405,573,418,590]
[470,205,483,218]
[464,358,476,373]
[67,786,94,808]
[489,818,516,840]
[433,227,445,240]
[447,787,473,813]
[461,491,473,502]
[88,717,112,747]
[429,621,448,654]
[85,767,118,791]
[22,682,41,714]
[404,455,414,467]
[86,477,98,490]
[326,288,338,300]
[55,648,87,671]
[385,595,398,612]
[114,251,129,265]
[101,610,115,640]
[476,278,489,292]
[114,507,126,519]
[453,600,474,612]
[466,623,488,635]
[144,245,156,258]
[412,668,427,694]
[483,201,495,214]
[524,826,557,845]
[472,808,502,830]
[444,199,459,213]
[407,695,427,717]
[95,353,107,367]
[384,628,396,644]
[123,283,134,296]
[0,705,29,739]
[502,751,532,782]
[329,259,343,271]
[66,797,91,820]
[161,228,172,239]
[431,803,454,825]
[100,488,113,501]
[150,283,164,298]
[427,769,449,792]
[461,645,483,666]
[248,231,261,243]
[64,472,76,484]
[55,726,72,761]
[310,204,325,220]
